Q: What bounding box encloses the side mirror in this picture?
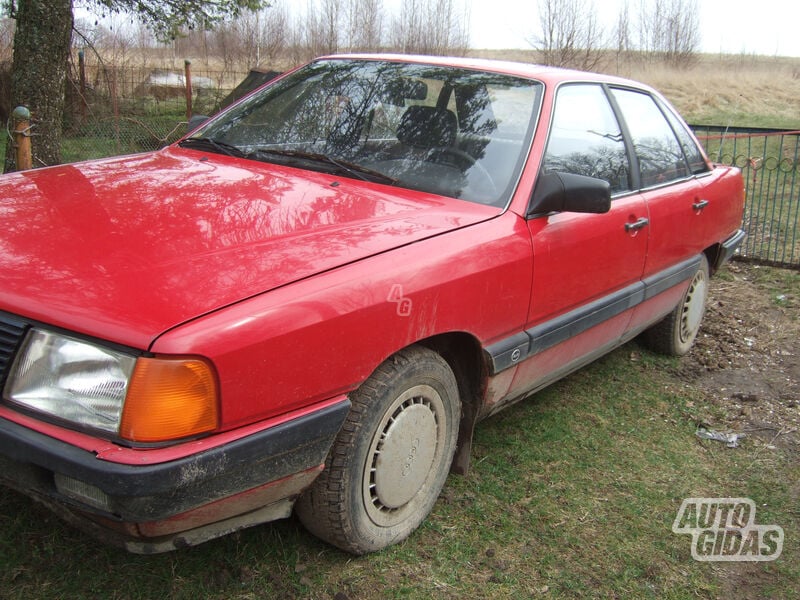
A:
[187,114,210,132]
[528,171,611,217]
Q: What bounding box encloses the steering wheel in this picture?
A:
[425,147,498,197]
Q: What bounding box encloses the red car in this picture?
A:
[0,55,744,554]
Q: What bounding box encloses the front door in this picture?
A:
[511,83,649,399]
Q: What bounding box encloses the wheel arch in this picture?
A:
[704,243,722,276]
[418,331,488,475]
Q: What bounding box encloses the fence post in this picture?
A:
[11,106,32,171]
[78,49,87,123]
[109,67,120,154]
[184,60,193,122]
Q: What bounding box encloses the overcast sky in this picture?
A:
[75,0,800,58]
[463,0,800,57]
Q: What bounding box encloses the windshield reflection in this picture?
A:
[191,59,543,207]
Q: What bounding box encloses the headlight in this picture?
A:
[5,329,135,434]
[4,328,218,443]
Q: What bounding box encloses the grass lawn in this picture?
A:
[1,277,797,599]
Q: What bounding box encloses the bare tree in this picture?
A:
[612,0,632,72]
[302,0,342,56]
[390,0,469,55]
[190,1,288,69]
[662,0,700,67]
[0,16,13,62]
[636,0,700,68]
[531,0,606,71]
[257,2,290,62]
[345,0,384,51]
[78,15,145,67]
[0,17,12,128]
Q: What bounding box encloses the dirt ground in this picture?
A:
[680,260,800,450]
[681,260,799,599]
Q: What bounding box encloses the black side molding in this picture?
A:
[484,255,702,375]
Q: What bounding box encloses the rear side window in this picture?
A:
[542,84,631,194]
[610,88,690,187]
[658,99,709,174]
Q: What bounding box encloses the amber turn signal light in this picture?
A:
[119,357,219,443]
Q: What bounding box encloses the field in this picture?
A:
[1,52,799,599]
[472,50,800,129]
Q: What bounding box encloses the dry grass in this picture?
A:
[82,46,800,129]
[633,56,800,128]
[471,49,800,128]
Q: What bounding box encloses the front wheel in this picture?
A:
[642,254,709,356]
[295,345,460,554]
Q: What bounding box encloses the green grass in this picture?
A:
[1,332,797,599]
[687,110,800,130]
[60,114,188,163]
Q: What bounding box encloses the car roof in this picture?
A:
[317,53,653,91]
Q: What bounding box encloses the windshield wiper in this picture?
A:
[179,137,247,158]
[254,149,398,185]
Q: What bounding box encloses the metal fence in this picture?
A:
[60,61,249,162]
[692,125,800,269]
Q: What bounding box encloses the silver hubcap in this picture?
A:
[363,384,446,527]
[681,269,707,342]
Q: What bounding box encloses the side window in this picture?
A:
[610,88,690,187]
[543,84,631,194]
[658,99,709,175]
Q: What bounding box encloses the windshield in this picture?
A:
[189,59,543,207]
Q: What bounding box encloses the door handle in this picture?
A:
[625,217,649,232]
[693,199,710,211]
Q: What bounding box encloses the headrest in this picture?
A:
[396,106,457,149]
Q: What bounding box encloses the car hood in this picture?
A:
[0,148,499,349]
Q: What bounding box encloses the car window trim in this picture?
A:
[607,85,702,189]
[527,80,637,218]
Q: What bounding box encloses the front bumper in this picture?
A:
[0,398,349,552]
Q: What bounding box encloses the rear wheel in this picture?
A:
[295,345,460,554]
[642,254,709,356]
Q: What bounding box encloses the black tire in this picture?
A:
[642,254,709,356]
[295,345,460,554]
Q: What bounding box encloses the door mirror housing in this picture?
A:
[528,171,611,217]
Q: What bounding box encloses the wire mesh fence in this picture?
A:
[693,125,800,269]
[60,61,250,162]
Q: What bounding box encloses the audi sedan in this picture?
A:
[0,54,744,554]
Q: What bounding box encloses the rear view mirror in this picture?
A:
[381,78,428,105]
[528,171,611,217]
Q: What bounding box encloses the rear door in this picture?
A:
[608,87,710,330]
[608,87,705,276]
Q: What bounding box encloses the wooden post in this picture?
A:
[11,106,32,171]
[184,60,193,122]
[78,49,87,123]
[109,67,120,154]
